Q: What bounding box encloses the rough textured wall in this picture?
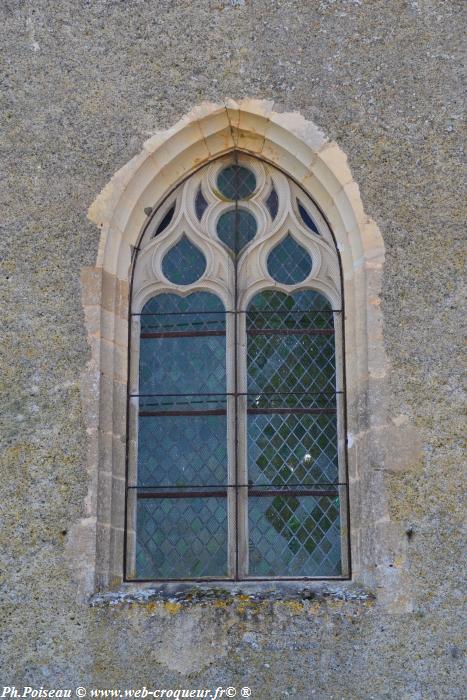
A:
[0,1,464,698]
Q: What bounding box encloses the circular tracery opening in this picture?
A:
[217,165,256,200]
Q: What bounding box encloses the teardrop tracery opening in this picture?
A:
[161,235,206,285]
[216,209,257,254]
[267,234,312,284]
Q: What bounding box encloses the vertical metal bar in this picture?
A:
[233,150,240,580]
[123,251,133,581]
[341,296,352,578]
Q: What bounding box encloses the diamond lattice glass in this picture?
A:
[135,292,228,579]
[217,165,256,200]
[136,494,228,579]
[248,494,341,576]
[217,209,257,254]
[248,412,338,487]
[267,234,312,285]
[246,288,340,577]
[162,235,206,285]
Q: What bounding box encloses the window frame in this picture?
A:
[124,153,351,582]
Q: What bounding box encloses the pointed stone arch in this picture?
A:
[74,99,416,608]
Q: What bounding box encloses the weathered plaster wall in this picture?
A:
[0,1,464,698]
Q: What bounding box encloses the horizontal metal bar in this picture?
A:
[141,330,225,339]
[247,328,334,336]
[249,489,338,498]
[139,407,336,416]
[129,483,346,489]
[139,409,226,417]
[244,391,342,395]
[136,488,339,499]
[243,309,342,314]
[132,392,230,397]
[131,309,342,317]
[247,407,336,415]
[133,311,230,316]
[138,490,227,499]
[124,575,349,582]
[131,391,342,397]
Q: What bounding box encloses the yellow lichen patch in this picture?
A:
[275,600,304,615]
[164,601,182,615]
[307,601,322,615]
[212,599,232,609]
[145,602,158,614]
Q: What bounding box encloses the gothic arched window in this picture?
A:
[126,154,349,581]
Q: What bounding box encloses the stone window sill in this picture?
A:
[89,581,375,607]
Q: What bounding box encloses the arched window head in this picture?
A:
[126,154,349,581]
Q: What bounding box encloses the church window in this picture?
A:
[126,155,349,581]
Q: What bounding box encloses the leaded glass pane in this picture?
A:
[135,291,228,580]
[246,289,339,577]
[247,289,335,330]
[195,186,208,220]
[248,413,338,487]
[248,494,341,576]
[139,293,226,403]
[267,234,312,284]
[297,200,320,234]
[265,186,279,220]
[141,292,224,330]
[162,235,206,285]
[138,410,227,487]
[217,165,256,200]
[139,335,225,395]
[217,209,257,254]
[247,333,336,395]
[136,494,228,578]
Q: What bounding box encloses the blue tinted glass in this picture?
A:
[136,495,228,578]
[217,209,257,254]
[162,235,206,285]
[138,413,227,487]
[297,200,319,234]
[267,234,312,284]
[217,165,256,200]
[139,292,226,396]
[141,292,224,332]
[266,186,279,220]
[195,186,208,220]
[140,336,225,395]
[247,332,336,396]
[136,291,228,579]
